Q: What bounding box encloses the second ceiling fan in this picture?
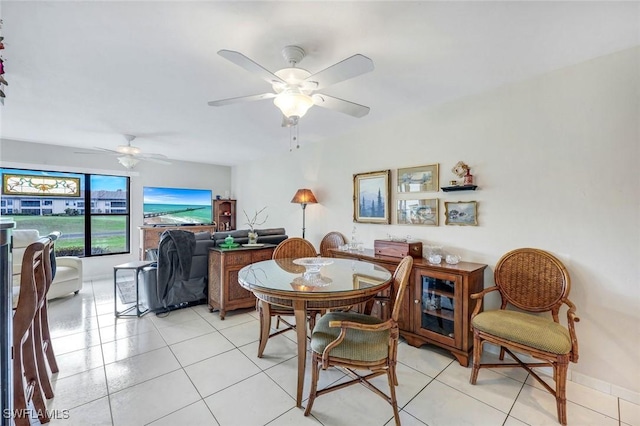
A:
[208,45,374,126]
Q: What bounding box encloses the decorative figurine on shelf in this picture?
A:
[463,168,473,185]
[452,161,473,185]
[452,161,469,179]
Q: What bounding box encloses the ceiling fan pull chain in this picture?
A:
[289,122,300,151]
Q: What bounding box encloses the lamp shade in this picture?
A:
[291,188,318,205]
[274,90,314,118]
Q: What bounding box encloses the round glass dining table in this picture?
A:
[238,257,392,407]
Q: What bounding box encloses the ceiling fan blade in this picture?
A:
[218,50,285,85]
[74,148,120,156]
[140,157,172,165]
[94,147,122,154]
[138,152,168,160]
[208,92,277,107]
[305,54,374,90]
[312,94,370,118]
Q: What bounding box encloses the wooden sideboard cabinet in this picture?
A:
[138,225,216,260]
[329,248,486,366]
[208,245,276,319]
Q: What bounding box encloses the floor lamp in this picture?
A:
[291,189,318,239]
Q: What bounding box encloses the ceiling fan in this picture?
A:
[208,45,374,125]
[75,134,171,169]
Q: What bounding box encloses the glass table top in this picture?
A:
[238,257,392,294]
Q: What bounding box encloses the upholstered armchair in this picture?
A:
[12,229,83,301]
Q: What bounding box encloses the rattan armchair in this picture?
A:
[469,248,579,425]
[304,256,413,426]
[319,231,347,257]
[256,237,318,357]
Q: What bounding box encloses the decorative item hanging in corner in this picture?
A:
[0,19,6,104]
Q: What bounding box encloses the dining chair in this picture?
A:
[32,236,58,401]
[319,231,347,257]
[469,248,579,425]
[304,255,413,425]
[257,237,318,357]
[13,238,51,425]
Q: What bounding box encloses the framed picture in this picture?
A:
[353,273,382,289]
[397,163,439,193]
[444,201,478,226]
[397,199,438,226]
[353,170,391,224]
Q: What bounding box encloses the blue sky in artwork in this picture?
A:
[143,186,212,205]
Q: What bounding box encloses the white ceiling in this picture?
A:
[0,1,637,166]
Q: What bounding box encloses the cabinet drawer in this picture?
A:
[251,249,273,262]
[225,252,251,266]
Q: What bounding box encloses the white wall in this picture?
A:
[0,139,232,278]
[234,47,640,399]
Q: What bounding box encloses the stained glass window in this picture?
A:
[3,173,80,196]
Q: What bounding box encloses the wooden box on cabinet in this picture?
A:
[328,248,486,366]
[208,245,276,319]
[138,225,216,260]
[214,199,236,232]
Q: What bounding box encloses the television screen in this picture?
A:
[143,186,213,226]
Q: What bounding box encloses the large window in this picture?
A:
[1,168,130,257]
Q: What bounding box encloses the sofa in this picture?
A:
[12,229,83,301]
[140,230,216,312]
[140,227,288,313]
[212,227,288,246]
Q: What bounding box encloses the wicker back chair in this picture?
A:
[469,248,579,425]
[304,256,413,426]
[256,238,318,357]
[319,231,347,257]
[272,237,317,259]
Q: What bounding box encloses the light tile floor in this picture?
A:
[36,277,637,426]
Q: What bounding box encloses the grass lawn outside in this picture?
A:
[11,215,128,254]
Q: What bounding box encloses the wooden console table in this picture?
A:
[208,244,276,319]
[329,248,487,366]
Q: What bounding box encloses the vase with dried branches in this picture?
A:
[243,206,268,244]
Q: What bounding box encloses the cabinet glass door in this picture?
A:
[416,270,460,346]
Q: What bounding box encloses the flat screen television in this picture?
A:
[143,186,213,226]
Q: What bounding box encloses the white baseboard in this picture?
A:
[483,343,640,405]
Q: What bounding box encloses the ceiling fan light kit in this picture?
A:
[273,89,314,118]
[117,155,140,169]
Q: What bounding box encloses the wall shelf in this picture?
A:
[441,185,478,192]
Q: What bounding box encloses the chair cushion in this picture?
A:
[53,265,79,282]
[13,229,41,248]
[472,310,572,354]
[311,312,389,362]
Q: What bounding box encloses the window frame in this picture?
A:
[1,167,131,257]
